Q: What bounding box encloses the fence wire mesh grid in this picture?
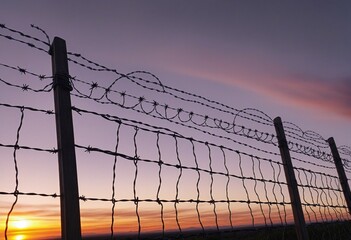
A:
[1,23,351,240]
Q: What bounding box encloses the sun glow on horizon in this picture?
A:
[6,218,32,240]
[14,235,25,240]
[12,219,30,230]
[1,216,60,240]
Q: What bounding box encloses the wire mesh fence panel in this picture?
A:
[67,49,294,239]
[0,24,60,240]
[283,122,351,239]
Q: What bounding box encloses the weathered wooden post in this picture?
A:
[274,117,309,240]
[51,37,82,239]
[328,137,351,215]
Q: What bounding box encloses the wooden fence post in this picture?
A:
[328,137,351,215]
[51,37,82,239]
[274,117,309,240]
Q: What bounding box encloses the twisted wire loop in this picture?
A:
[65,45,278,144]
[283,121,333,163]
[71,106,281,165]
[67,51,275,125]
[338,145,351,176]
[29,24,50,45]
[69,74,277,147]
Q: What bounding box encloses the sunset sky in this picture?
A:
[1,1,351,239]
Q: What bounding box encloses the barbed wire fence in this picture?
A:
[1,24,351,240]
[0,63,59,240]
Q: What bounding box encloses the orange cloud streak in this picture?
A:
[249,74,351,119]
[151,43,350,120]
[174,64,351,119]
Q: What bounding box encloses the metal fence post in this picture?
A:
[274,117,309,240]
[328,137,351,215]
[51,37,82,239]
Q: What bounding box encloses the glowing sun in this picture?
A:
[12,219,30,229]
[15,235,25,240]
